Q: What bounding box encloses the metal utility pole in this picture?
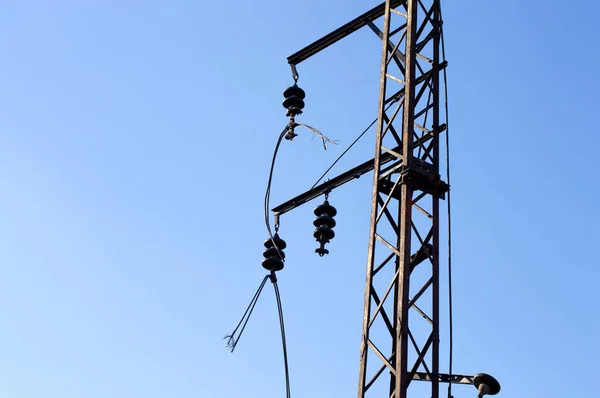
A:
[357,1,447,398]
[271,2,500,398]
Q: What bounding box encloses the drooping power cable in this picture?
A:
[271,274,291,398]
[264,126,289,259]
[225,123,292,353]
[440,14,454,398]
[224,272,292,398]
[265,123,337,254]
[254,118,335,398]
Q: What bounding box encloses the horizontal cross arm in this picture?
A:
[287,0,405,65]
[272,146,402,215]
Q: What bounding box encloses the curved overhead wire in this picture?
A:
[311,100,400,189]
[272,276,291,398]
[264,127,289,260]
[262,120,336,398]
[439,12,454,398]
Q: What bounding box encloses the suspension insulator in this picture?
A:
[314,201,337,218]
[313,215,336,229]
[313,200,337,257]
[282,84,306,117]
[262,234,287,271]
[283,85,306,100]
[314,226,335,241]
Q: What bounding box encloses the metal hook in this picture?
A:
[290,64,299,83]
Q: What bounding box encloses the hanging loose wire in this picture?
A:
[440,14,454,398]
[224,275,270,352]
[259,119,336,397]
[226,125,289,354]
[225,272,292,398]
[271,274,291,398]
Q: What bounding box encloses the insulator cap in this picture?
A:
[313,215,336,229]
[262,233,286,271]
[263,234,287,250]
[283,84,306,100]
[282,96,305,110]
[262,257,284,272]
[314,226,335,241]
[314,200,337,217]
[263,247,286,259]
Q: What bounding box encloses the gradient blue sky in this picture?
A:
[1,1,598,397]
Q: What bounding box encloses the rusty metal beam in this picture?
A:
[287,0,405,65]
[272,146,402,216]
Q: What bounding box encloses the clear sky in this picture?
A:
[0,1,598,397]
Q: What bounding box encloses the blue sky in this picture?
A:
[0,1,598,397]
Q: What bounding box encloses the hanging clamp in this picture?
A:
[285,118,298,141]
[269,270,278,283]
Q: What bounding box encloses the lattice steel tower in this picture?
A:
[271,1,501,398]
[356,1,448,397]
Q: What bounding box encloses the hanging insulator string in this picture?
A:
[313,197,337,256]
[270,273,291,398]
[224,274,270,352]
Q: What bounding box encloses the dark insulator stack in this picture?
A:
[282,84,305,117]
[262,234,287,271]
[313,200,337,256]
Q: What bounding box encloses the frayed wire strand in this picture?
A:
[224,274,270,352]
[294,122,337,150]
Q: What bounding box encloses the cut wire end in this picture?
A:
[224,334,238,352]
[294,122,338,150]
[223,275,270,354]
